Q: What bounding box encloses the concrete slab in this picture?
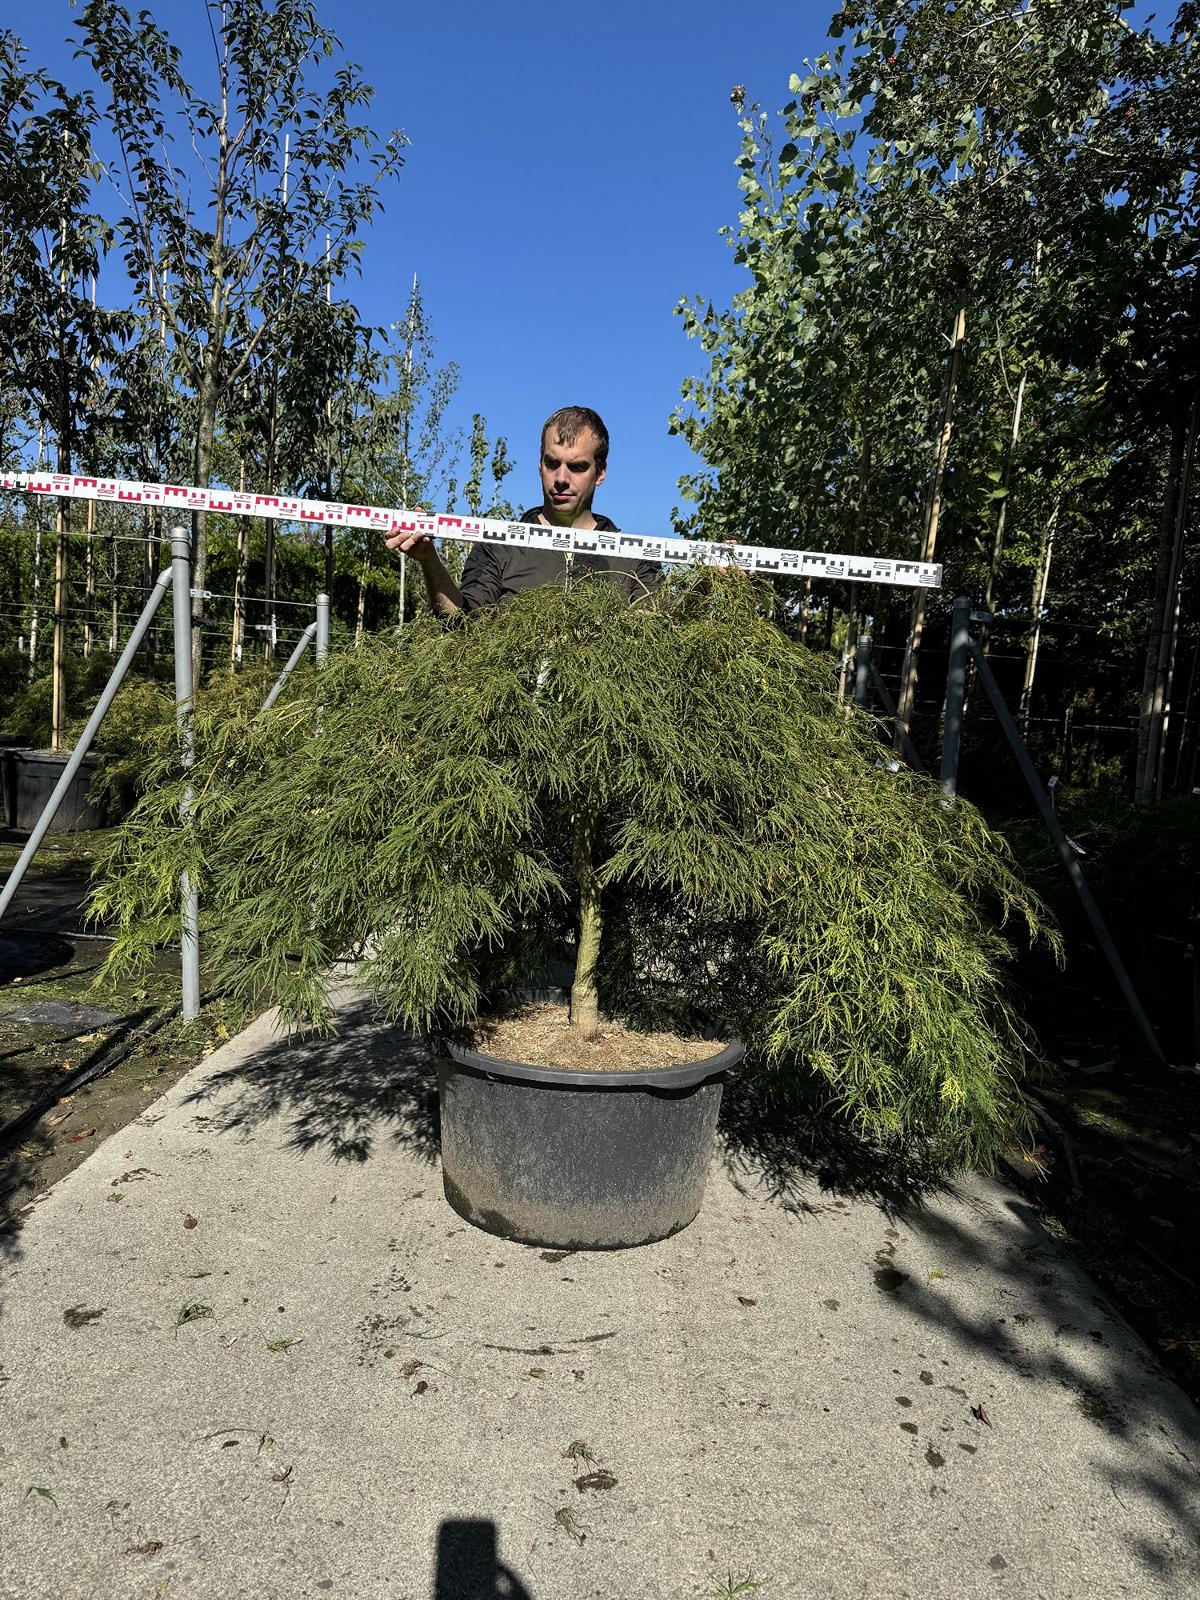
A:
[1,991,1198,1600]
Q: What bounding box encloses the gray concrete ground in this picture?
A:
[2,990,1198,1600]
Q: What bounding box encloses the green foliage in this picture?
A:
[673,0,1200,784]
[4,653,114,748]
[0,31,118,470]
[0,645,29,725]
[92,573,1054,1168]
[87,664,279,811]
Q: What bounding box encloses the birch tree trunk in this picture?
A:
[797,577,811,646]
[982,369,1028,644]
[231,459,247,667]
[1153,409,1198,799]
[261,358,280,662]
[1019,502,1058,730]
[83,498,95,658]
[108,513,118,653]
[1135,400,1198,803]
[983,243,1040,650]
[51,220,71,752]
[29,523,42,670]
[51,499,68,750]
[895,306,967,742]
[837,589,860,705]
[51,379,72,751]
[354,558,369,647]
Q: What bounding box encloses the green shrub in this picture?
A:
[91,571,1055,1169]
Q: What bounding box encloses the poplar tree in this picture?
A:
[0,31,116,739]
[79,0,406,677]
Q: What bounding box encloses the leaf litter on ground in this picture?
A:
[174,1303,213,1336]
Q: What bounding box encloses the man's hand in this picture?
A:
[385,509,464,617]
[385,510,436,567]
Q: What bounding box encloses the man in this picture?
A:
[385,406,661,615]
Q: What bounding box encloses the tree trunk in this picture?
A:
[797,577,811,646]
[147,506,162,659]
[51,220,71,750]
[51,406,71,751]
[1019,502,1058,730]
[895,305,968,743]
[51,501,68,750]
[570,808,601,1038]
[83,498,95,658]
[1171,635,1200,790]
[108,513,118,652]
[837,589,860,705]
[262,377,279,662]
[29,522,42,670]
[354,558,369,647]
[192,354,222,684]
[1135,400,1198,803]
[231,458,247,667]
[983,243,1040,650]
[981,368,1028,649]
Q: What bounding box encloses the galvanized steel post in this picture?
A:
[315,592,330,664]
[171,530,201,1023]
[940,595,972,798]
[853,631,873,708]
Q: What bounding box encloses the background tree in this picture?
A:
[0,30,118,744]
[674,0,1198,786]
[79,0,406,676]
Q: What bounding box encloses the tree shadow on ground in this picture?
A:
[721,1064,1200,1590]
[178,993,442,1168]
[718,1062,960,1215]
[886,1187,1200,1587]
[185,992,951,1210]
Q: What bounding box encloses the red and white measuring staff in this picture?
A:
[0,471,942,589]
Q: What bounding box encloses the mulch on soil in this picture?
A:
[467,1001,725,1071]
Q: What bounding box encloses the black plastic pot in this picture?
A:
[4,749,104,833]
[436,1019,742,1250]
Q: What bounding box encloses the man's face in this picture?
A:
[538,426,606,523]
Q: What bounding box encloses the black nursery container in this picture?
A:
[436,1024,741,1251]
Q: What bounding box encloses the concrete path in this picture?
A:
[2,991,1198,1600]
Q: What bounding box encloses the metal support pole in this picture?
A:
[969,638,1166,1064]
[853,632,873,708]
[262,622,317,711]
[171,531,201,1024]
[940,595,972,798]
[868,663,926,773]
[315,592,330,665]
[0,562,175,922]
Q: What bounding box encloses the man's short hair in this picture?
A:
[541,406,609,471]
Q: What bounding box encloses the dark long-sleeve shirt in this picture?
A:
[459,510,662,612]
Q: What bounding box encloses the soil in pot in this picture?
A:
[466,1000,724,1072]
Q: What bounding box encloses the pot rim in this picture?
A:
[441,1030,743,1091]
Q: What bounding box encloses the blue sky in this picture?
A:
[16,0,835,533]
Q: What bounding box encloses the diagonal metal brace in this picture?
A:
[968,638,1166,1065]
